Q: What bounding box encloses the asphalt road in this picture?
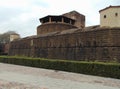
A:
[0,63,120,89]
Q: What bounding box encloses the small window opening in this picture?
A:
[104,15,106,18]
[115,13,118,16]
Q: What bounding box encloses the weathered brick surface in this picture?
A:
[9,28,120,62]
[37,23,77,35]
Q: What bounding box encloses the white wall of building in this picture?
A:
[10,34,20,41]
[100,7,120,27]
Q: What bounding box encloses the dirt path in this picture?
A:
[0,63,120,89]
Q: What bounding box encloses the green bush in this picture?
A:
[0,56,120,79]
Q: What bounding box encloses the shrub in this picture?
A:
[0,56,120,79]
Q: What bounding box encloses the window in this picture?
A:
[104,15,106,18]
[115,13,118,16]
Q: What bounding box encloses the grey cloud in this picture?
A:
[0,7,25,22]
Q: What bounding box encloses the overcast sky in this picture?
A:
[0,0,119,37]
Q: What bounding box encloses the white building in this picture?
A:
[10,33,20,41]
[99,5,120,27]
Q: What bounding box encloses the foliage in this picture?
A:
[0,56,120,79]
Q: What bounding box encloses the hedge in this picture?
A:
[0,56,120,79]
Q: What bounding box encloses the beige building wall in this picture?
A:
[10,34,20,41]
[100,7,120,27]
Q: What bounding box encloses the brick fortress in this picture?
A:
[9,6,120,62]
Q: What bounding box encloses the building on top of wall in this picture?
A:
[63,11,85,28]
[99,5,120,27]
[10,33,20,42]
[37,11,85,35]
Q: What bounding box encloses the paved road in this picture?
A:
[0,63,120,89]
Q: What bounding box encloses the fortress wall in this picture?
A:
[110,29,120,46]
[9,28,120,61]
[35,29,114,48]
[9,38,32,57]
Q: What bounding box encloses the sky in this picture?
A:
[0,0,119,37]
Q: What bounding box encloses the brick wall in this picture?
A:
[37,23,77,35]
[9,28,120,62]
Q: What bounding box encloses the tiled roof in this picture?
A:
[99,5,120,12]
